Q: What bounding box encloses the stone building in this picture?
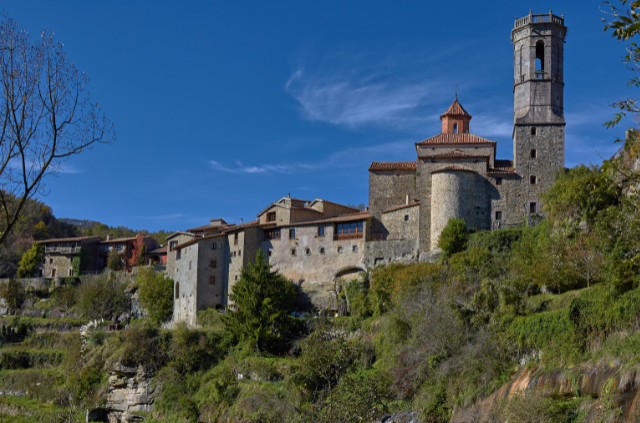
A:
[367,10,567,262]
[37,236,102,278]
[97,233,159,272]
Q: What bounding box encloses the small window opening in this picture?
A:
[267,212,276,222]
[495,211,502,221]
[352,245,358,253]
[318,226,325,236]
[212,243,217,250]
[210,259,217,269]
[291,248,296,257]
[305,248,311,256]
[189,261,192,270]
[69,268,73,277]
[268,249,272,257]
[404,214,409,222]
[495,177,502,186]
[530,202,537,214]
[337,247,343,254]
[530,176,537,185]
[238,250,241,257]
[535,41,545,74]
[453,123,458,133]
[235,275,238,281]
[289,228,296,239]
[175,282,179,299]
[210,276,215,285]
[531,127,536,136]
[530,149,537,158]
[319,247,325,255]
[234,233,238,246]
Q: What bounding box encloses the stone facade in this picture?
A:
[38,236,101,278]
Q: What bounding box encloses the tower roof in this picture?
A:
[440,96,471,119]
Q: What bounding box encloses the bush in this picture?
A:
[467,228,524,253]
[0,279,25,314]
[136,266,174,325]
[17,244,44,278]
[120,321,170,372]
[438,218,469,256]
[106,249,124,271]
[223,251,297,353]
[76,274,128,319]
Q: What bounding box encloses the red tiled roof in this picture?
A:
[417,133,496,145]
[186,223,234,232]
[424,150,490,160]
[147,246,167,255]
[488,159,516,174]
[175,233,227,250]
[431,165,477,174]
[286,211,371,228]
[368,161,417,171]
[382,202,420,214]
[36,236,102,244]
[440,98,471,118]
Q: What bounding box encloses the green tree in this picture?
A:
[0,279,25,314]
[17,243,44,278]
[438,218,469,257]
[107,249,124,271]
[138,243,147,266]
[71,247,90,277]
[76,273,128,319]
[136,266,174,325]
[33,221,48,240]
[222,250,297,353]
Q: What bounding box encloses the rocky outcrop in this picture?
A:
[452,363,640,423]
[104,363,156,423]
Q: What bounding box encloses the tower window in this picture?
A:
[404,214,410,222]
[530,149,537,158]
[535,41,545,75]
[453,123,458,134]
[319,247,325,255]
[530,176,537,185]
[175,282,179,299]
[210,259,217,268]
[210,276,215,285]
[291,248,296,257]
[530,202,537,214]
[268,249,272,257]
[495,177,502,186]
[531,127,536,136]
[495,211,502,221]
[305,247,311,256]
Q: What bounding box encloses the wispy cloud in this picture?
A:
[209,160,290,174]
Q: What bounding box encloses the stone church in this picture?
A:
[367,10,567,256]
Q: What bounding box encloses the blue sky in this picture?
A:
[6,0,635,233]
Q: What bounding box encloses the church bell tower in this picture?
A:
[512,10,567,206]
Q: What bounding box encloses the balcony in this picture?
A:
[534,71,546,80]
[514,12,564,29]
[45,246,80,254]
[333,233,363,241]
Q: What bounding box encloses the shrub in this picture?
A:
[0,279,25,314]
[17,244,44,278]
[76,273,128,319]
[438,218,469,256]
[120,321,169,372]
[467,228,524,253]
[52,286,77,309]
[136,266,173,325]
[223,251,297,353]
[106,249,124,271]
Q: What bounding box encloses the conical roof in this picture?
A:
[440,95,471,118]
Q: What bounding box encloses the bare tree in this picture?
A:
[0,12,114,245]
[567,236,604,288]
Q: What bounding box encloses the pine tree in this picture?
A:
[223,250,297,353]
[138,243,147,266]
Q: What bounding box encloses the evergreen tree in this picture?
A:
[223,250,297,353]
[138,243,147,266]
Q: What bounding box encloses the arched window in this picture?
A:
[535,41,545,76]
[175,282,179,299]
[453,123,458,134]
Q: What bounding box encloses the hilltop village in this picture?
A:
[34,11,567,325]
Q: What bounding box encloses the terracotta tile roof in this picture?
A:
[368,161,417,171]
[186,223,234,232]
[175,233,227,250]
[36,236,102,244]
[286,211,371,228]
[423,150,490,160]
[308,199,360,212]
[488,159,516,174]
[440,98,471,118]
[417,133,496,145]
[382,202,420,214]
[431,165,477,174]
[147,246,167,255]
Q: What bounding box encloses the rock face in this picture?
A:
[451,363,640,423]
[104,363,156,423]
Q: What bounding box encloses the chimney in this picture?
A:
[288,193,291,198]
[106,235,112,241]
[406,194,409,205]
[241,218,243,225]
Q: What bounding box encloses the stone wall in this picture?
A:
[368,170,417,233]
[173,244,198,326]
[430,170,477,248]
[381,203,420,241]
[195,235,225,311]
[42,254,73,279]
[364,239,420,267]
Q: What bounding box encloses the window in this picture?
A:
[212,243,217,250]
[238,250,241,256]
[291,248,296,257]
[175,283,179,299]
[210,276,215,285]
[51,268,56,277]
[535,40,544,74]
[69,268,73,277]
[234,233,239,246]
[189,261,192,270]
[530,175,537,185]
[176,250,181,260]
[335,222,364,237]
[233,251,236,257]
[319,247,325,255]
[289,228,296,239]
[210,259,217,269]
[169,241,178,252]
[305,247,311,256]
[531,127,537,136]
[267,212,276,222]
[352,245,358,253]
[495,211,502,221]
[404,214,409,222]
[235,275,238,281]
[268,249,272,257]
[337,247,343,254]
[453,123,458,133]
[49,258,53,264]
[530,202,537,214]
[318,226,325,237]
[530,149,537,158]
[264,229,281,240]
[495,177,502,186]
